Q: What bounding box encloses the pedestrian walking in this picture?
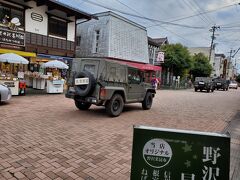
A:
[152,78,159,90]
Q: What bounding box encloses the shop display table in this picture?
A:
[46,79,64,93]
[33,78,46,90]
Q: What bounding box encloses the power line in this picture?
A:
[114,0,198,46]
[138,2,239,30]
[219,21,240,27]
[191,0,215,25]
[181,0,210,26]
[221,25,240,28]
[168,2,239,23]
[80,0,206,29]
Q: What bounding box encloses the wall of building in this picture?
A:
[108,14,149,63]
[214,56,221,77]
[188,47,215,76]
[25,1,48,36]
[76,12,149,63]
[227,61,234,79]
[25,1,75,42]
[67,19,75,42]
[76,17,109,57]
[148,44,160,65]
[188,47,215,63]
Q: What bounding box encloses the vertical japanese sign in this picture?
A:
[131,125,230,180]
[156,52,164,63]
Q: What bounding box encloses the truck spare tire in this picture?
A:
[74,71,96,96]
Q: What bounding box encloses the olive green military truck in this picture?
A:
[65,58,156,117]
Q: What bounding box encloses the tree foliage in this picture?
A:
[161,43,192,76]
[190,53,212,78]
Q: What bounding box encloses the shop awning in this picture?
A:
[0,49,36,58]
[111,60,161,71]
[37,54,73,61]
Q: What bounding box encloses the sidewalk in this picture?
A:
[223,111,240,179]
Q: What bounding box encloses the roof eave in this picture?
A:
[33,0,95,20]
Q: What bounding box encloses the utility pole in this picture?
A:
[229,49,234,62]
[209,25,220,61]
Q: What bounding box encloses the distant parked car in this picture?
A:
[229,81,238,89]
[0,84,12,102]
[213,78,229,91]
[194,77,215,92]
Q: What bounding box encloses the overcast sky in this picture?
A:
[59,0,240,69]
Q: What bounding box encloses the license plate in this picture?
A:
[217,83,221,85]
[199,82,204,85]
[75,78,89,85]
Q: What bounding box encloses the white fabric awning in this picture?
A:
[42,60,69,69]
[0,53,29,64]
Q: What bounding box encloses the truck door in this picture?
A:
[127,68,145,100]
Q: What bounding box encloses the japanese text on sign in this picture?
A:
[0,28,25,46]
[131,126,230,180]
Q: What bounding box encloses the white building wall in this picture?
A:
[76,17,110,57]
[76,12,149,63]
[108,15,149,63]
[227,62,234,79]
[67,17,75,42]
[25,1,48,35]
[25,1,75,41]
[214,56,221,77]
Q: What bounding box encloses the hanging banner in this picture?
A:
[131,125,230,180]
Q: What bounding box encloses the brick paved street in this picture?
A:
[0,89,240,180]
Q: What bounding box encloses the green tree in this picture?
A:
[236,74,240,83]
[161,43,192,77]
[190,53,212,78]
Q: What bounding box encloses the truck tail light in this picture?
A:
[100,87,107,98]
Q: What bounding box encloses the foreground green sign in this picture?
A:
[131,126,230,180]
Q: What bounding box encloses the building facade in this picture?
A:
[188,47,215,77]
[148,37,168,65]
[76,11,149,63]
[226,58,234,80]
[213,53,225,77]
[0,0,93,68]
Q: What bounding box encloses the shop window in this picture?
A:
[48,17,67,38]
[0,4,24,28]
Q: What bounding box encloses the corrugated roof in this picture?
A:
[148,37,168,46]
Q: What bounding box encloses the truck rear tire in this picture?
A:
[106,94,124,117]
[142,92,153,110]
[75,71,96,96]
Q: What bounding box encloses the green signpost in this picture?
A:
[131,125,230,180]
